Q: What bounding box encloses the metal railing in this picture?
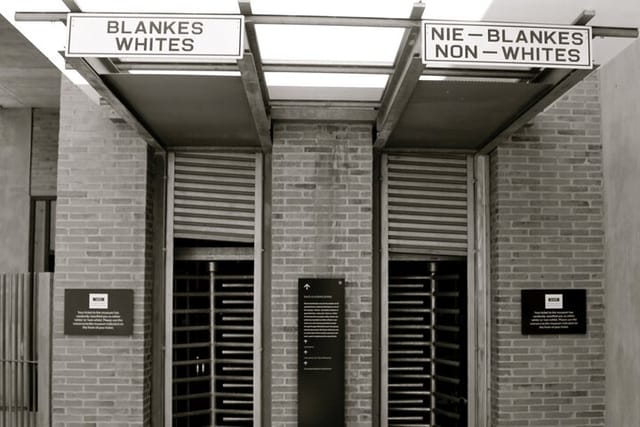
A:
[0,273,52,427]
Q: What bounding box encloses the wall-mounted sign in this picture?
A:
[423,21,592,69]
[521,289,587,334]
[64,289,134,336]
[298,278,345,427]
[66,13,244,60]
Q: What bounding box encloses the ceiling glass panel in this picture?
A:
[1,0,68,13]
[74,0,240,14]
[257,25,404,65]
[265,72,388,101]
[265,72,388,88]
[252,0,416,18]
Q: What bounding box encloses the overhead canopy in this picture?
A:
[105,75,261,147]
[3,1,639,151]
[387,80,552,150]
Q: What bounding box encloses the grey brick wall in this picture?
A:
[52,77,153,426]
[490,73,605,426]
[31,107,59,197]
[271,123,373,427]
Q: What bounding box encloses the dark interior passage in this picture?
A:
[172,258,254,427]
[387,259,467,426]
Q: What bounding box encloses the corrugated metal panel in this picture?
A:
[173,152,257,244]
[385,154,469,257]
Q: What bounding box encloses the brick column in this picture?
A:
[52,78,153,426]
[31,108,60,197]
[490,74,605,426]
[271,123,373,426]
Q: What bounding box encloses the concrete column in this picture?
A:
[0,108,31,272]
[601,38,640,427]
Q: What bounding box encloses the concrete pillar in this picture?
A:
[601,38,640,427]
[0,108,32,272]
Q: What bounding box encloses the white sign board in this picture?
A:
[89,293,109,310]
[545,294,564,310]
[423,21,592,69]
[66,13,244,60]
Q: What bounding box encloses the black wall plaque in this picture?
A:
[521,289,587,334]
[64,289,134,336]
[298,278,345,427]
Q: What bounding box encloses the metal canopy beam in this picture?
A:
[238,52,272,152]
[61,0,80,12]
[478,10,601,154]
[13,11,640,40]
[271,106,377,123]
[478,67,596,155]
[65,56,165,152]
[373,2,425,150]
[238,0,272,152]
[239,0,270,111]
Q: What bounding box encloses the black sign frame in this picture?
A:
[298,278,345,427]
[64,289,134,336]
[521,289,587,335]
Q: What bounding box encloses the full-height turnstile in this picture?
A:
[382,154,473,426]
[172,257,255,426]
[387,260,467,426]
[165,151,263,427]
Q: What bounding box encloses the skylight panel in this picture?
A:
[265,72,388,88]
[73,0,240,14]
[257,25,404,65]
[265,72,388,101]
[251,0,417,18]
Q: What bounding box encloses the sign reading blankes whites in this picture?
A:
[423,21,592,69]
[64,289,134,336]
[66,13,244,60]
[298,278,345,427]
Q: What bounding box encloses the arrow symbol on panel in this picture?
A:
[304,284,311,291]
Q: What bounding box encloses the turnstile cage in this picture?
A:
[172,260,254,427]
[387,260,467,427]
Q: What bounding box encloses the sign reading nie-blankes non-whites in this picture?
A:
[423,21,592,69]
[66,13,244,60]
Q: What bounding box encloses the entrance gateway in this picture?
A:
[18,3,631,426]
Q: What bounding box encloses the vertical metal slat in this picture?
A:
[18,274,24,427]
[10,275,16,427]
[37,273,53,427]
[209,262,217,426]
[1,274,5,427]
[430,263,437,427]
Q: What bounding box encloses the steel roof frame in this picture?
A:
[14,4,640,153]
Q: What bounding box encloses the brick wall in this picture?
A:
[31,107,59,197]
[490,73,605,426]
[52,77,153,426]
[271,123,373,426]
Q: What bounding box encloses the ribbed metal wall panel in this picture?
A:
[385,154,469,257]
[173,153,257,244]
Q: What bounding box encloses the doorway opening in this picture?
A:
[172,257,255,426]
[386,259,468,426]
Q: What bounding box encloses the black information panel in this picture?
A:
[521,289,587,334]
[298,278,345,427]
[64,289,134,336]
